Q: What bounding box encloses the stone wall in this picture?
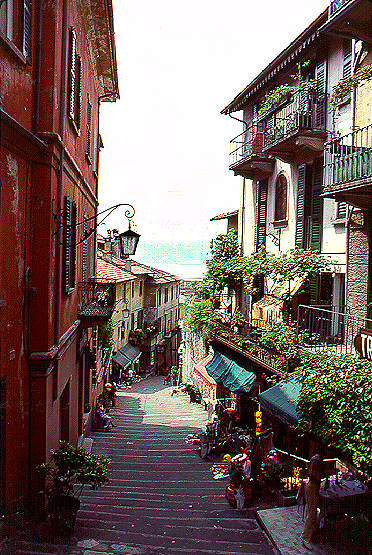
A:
[347,210,370,319]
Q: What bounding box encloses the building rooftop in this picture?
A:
[210,210,238,221]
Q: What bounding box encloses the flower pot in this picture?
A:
[47,495,80,536]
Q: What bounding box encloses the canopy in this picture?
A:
[258,373,301,426]
[205,350,255,394]
[112,343,141,369]
[193,354,216,388]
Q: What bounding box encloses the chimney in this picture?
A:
[125,259,132,272]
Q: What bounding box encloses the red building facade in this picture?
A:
[0,0,118,513]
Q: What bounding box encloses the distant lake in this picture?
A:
[135,240,210,280]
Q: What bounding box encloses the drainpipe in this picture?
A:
[54,0,69,345]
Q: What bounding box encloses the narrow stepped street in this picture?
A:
[5,377,276,555]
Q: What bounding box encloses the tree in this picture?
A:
[184,298,215,335]
[297,351,372,473]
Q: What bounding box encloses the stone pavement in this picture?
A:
[2,376,276,554]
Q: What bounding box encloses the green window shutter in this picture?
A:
[310,158,323,251]
[314,59,327,128]
[86,94,92,156]
[63,196,72,293]
[82,216,88,283]
[336,201,347,219]
[71,203,77,288]
[76,56,82,129]
[343,40,352,80]
[255,180,267,250]
[23,0,32,63]
[299,76,309,113]
[309,274,319,305]
[295,164,306,248]
[68,28,76,120]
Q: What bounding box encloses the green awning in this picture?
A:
[258,373,301,426]
[112,343,141,369]
[205,350,255,394]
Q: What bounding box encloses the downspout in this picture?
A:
[54,0,69,344]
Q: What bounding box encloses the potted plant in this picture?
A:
[37,441,110,535]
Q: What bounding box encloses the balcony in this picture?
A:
[261,87,326,162]
[329,0,352,17]
[229,123,274,179]
[129,323,160,346]
[296,304,372,356]
[323,0,372,43]
[210,322,286,376]
[77,280,116,328]
[323,124,372,209]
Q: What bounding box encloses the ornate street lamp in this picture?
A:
[119,224,141,257]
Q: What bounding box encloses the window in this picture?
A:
[274,174,288,222]
[157,289,161,306]
[255,180,267,250]
[86,93,92,161]
[337,201,347,219]
[171,286,173,301]
[137,310,143,329]
[68,28,82,131]
[131,282,135,297]
[131,313,135,331]
[0,1,32,61]
[343,40,352,80]
[139,281,143,296]
[164,288,168,303]
[63,196,77,293]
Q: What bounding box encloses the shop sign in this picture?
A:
[354,328,372,361]
[255,410,263,436]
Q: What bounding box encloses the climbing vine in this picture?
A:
[330,63,372,110]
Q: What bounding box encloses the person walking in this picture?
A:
[301,454,323,551]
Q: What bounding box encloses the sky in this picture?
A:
[98,0,330,246]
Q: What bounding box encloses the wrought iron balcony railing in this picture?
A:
[324,124,372,193]
[229,122,266,167]
[296,304,372,356]
[329,0,352,18]
[263,87,326,148]
[77,280,116,326]
[210,322,286,376]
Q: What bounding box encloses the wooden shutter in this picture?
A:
[308,274,319,305]
[23,0,32,63]
[63,196,72,293]
[75,56,82,129]
[343,40,352,80]
[86,94,92,156]
[314,59,327,128]
[255,180,267,250]
[68,28,76,120]
[295,165,306,248]
[310,158,323,251]
[337,201,347,219]
[82,216,88,280]
[71,203,77,288]
[299,76,309,113]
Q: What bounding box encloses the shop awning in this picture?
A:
[258,373,301,426]
[205,350,255,394]
[112,343,141,369]
[252,278,305,324]
[193,354,216,387]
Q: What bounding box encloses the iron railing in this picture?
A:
[77,279,116,322]
[264,87,326,148]
[229,122,266,167]
[324,124,372,192]
[296,304,372,355]
[210,322,285,375]
[329,0,352,18]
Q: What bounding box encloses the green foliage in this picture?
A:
[273,248,332,283]
[331,63,372,110]
[183,383,202,403]
[297,352,372,473]
[206,231,246,290]
[255,322,302,371]
[37,441,110,499]
[98,319,114,349]
[259,61,317,114]
[231,308,246,329]
[184,298,215,334]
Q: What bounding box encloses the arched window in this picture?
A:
[274,173,288,222]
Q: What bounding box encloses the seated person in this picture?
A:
[95,402,116,430]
